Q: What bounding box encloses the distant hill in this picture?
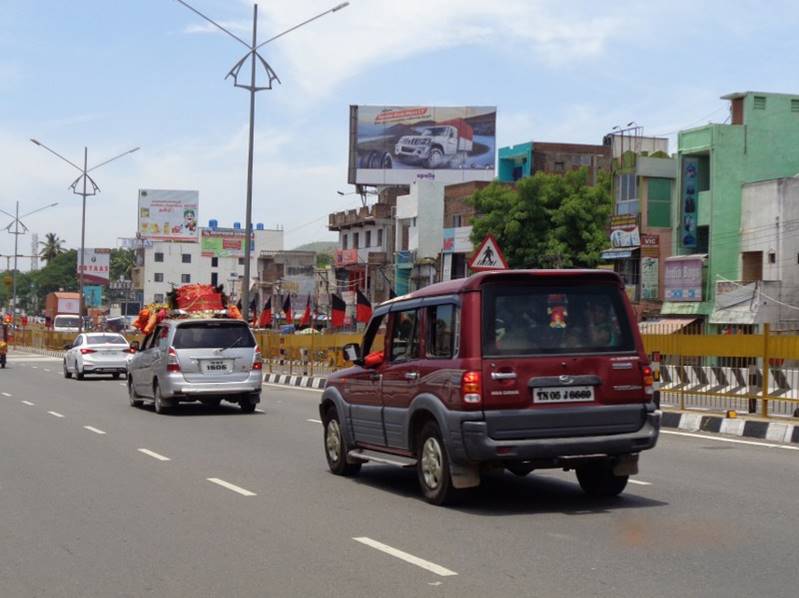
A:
[292,241,337,256]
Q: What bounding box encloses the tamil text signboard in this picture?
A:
[200,229,253,259]
[348,105,496,185]
[138,189,199,242]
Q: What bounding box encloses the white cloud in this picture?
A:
[179,0,624,100]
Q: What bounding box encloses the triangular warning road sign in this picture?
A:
[468,235,509,271]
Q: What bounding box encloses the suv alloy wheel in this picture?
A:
[417,421,457,505]
[323,406,361,476]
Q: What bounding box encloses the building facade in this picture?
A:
[497,140,611,184]
[664,91,799,327]
[135,222,283,305]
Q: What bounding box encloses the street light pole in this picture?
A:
[172,0,350,322]
[1,201,58,321]
[30,140,139,331]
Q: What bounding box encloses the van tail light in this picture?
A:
[641,365,654,396]
[252,349,263,371]
[79,348,96,355]
[462,371,482,406]
[167,346,181,372]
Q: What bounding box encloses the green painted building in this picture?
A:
[664,91,799,323]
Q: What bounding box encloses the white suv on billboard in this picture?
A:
[394,120,474,168]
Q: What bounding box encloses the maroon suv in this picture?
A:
[319,270,660,505]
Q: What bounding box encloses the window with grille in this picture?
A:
[182,253,191,263]
[181,274,191,283]
[154,273,164,283]
[154,252,164,263]
[753,96,767,110]
[792,99,799,113]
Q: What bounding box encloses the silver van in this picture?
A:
[127,319,263,414]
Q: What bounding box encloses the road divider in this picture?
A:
[352,537,457,577]
[206,478,256,497]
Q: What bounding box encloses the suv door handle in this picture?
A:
[491,372,517,380]
[404,372,419,381]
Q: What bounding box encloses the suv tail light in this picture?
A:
[462,371,482,407]
[252,349,263,371]
[79,348,96,355]
[167,346,181,372]
[641,365,654,396]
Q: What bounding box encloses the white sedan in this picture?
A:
[63,333,132,380]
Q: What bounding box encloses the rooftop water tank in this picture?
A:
[208,219,218,230]
[233,222,241,230]
[256,223,264,230]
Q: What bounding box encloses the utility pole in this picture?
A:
[31,140,139,331]
[171,0,350,322]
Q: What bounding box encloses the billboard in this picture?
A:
[681,158,698,248]
[348,105,496,185]
[664,256,703,302]
[77,248,111,285]
[609,215,640,249]
[138,189,199,241]
[201,229,253,259]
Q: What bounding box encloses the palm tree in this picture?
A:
[39,233,66,264]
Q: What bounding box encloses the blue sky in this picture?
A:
[3,0,799,267]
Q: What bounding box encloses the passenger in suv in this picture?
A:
[319,270,660,505]
[128,319,263,414]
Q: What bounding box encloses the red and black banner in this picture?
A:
[282,295,293,324]
[257,297,272,328]
[300,296,312,328]
[356,288,372,323]
[330,294,346,328]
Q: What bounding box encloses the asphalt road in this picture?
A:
[1,351,798,597]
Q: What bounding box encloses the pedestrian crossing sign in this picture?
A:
[468,235,508,272]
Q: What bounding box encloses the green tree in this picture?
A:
[110,248,136,281]
[468,168,612,269]
[39,233,66,264]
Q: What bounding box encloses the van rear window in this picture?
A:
[173,322,256,349]
[482,284,634,356]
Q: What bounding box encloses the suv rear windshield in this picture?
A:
[54,316,80,328]
[173,322,256,349]
[482,284,634,356]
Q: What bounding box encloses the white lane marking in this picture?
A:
[255,408,265,413]
[663,429,799,451]
[43,368,51,372]
[83,426,106,435]
[21,400,35,406]
[119,383,126,387]
[628,479,652,486]
[31,366,38,369]
[47,411,65,418]
[138,448,170,461]
[352,537,458,577]
[1,392,11,397]
[262,382,323,393]
[206,478,256,497]
[306,418,322,424]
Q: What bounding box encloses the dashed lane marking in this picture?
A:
[662,429,799,451]
[628,479,652,486]
[352,537,457,577]
[119,383,127,387]
[255,408,265,413]
[138,448,170,461]
[47,411,65,418]
[83,426,106,435]
[21,400,35,406]
[43,368,51,372]
[206,478,256,497]
[306,418,322,424]
[1,392,11,397]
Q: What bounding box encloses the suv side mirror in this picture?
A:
[343,343,362,365]
[63,343,72,350]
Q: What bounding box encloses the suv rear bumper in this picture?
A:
[160,372,262,399]
[451,407,660,464]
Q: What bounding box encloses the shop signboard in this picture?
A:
[137,189,199,241]
[348,105,496,185]
[609,215,640,248]
[335,248,358,267]
[640,234,659,300]
[681,158,698,248]
[664,256,703,301]
[442,226,473,253]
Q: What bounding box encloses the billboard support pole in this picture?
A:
[171,0,350,322]
[30,139,140,331]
